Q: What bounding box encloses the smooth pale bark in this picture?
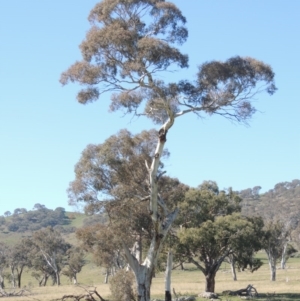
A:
[226,255,237,281]
[9,265,16,288]
[123,114,178,301]
[149,115,174,223]
[104,268,109,284]
[41,251,60,286]
[230,259,237,281]
[124,208,178,301]
[280,243,287,269]
[266,251,277,281]
[165,252,173,301]
[132,237,142,264]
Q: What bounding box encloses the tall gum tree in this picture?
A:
[60,1,276,300]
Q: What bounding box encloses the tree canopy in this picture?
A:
[60,1,276,299]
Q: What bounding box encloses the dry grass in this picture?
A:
[0,255,299,301]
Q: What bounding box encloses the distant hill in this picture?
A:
[239,179,300,222]
[0,206,109,246]
[1,179,299,245]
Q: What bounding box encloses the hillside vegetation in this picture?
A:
[0,179,299,300]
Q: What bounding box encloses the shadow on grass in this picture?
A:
[216,293,300,301]
[253,293,300,300]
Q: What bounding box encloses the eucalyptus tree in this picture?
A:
[61,246,86,284]
[72,129,187,282]
[225,216,264,281]
[0,243,8,289]
[6,239,32,288]
[263,220,290,281]
[31,227,71,286]
[60,1,276,299]
[174,182,263,292]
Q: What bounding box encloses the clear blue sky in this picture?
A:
[0,1,299,214]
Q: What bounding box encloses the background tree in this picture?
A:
[0,243,8,289]
[30,227,71,286]
[30,254,55,287]
[0,216,5,232]
[225,216,264,281]
[175,183,263,293]
[6,239,32,288]
[60,1,276,300]
[71,129,188,285]
[6,205,69,233]
[262,220,290,281]
[76,223,126,283]
[61,246,86,284]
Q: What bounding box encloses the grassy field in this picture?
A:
[1,214,299,300]
[1,252,300,301]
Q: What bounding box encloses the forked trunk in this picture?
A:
[124,209,178,301]
[17,268,23,288]
[124,117,177,301]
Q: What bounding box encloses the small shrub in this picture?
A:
[110,269,136,301]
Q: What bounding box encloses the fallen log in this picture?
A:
[53,286,106,301]
[0,287,31,298]
[222,284,258,297]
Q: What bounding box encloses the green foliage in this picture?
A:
[176,181,242,227]
[61,246,86,283]
[175,182,264,292]
[4,206,69,233]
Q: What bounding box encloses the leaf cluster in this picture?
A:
[60,1,276,125]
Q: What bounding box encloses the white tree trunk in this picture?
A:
[72,275,77,285]
[124,208,178,301]
[266,252,277,281]
[165,251,173,301]
[280,243,287,269]
[41,251,60,286]
[104,268,109,284]
[132,237,142,264]
[230,258,237,281]
[9,265,16,288]
[124,114,177,301]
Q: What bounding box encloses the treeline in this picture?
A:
[0,204,71,233]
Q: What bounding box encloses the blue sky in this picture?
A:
[0,1,299,214]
